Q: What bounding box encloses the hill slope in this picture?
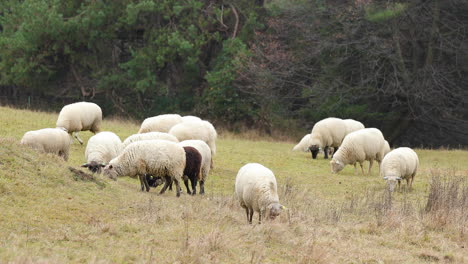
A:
[0,106,467,263]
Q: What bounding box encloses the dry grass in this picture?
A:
[0,106,467,263]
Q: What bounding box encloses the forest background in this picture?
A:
[0,0,467,147]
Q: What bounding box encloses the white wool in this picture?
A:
[138,114,183,133]
[331,128,386,174]
[169,120,217,156]
[20,128,71,161]
[343,119,365,134]
[182,115,201,122]
[309,117,348,148]
[235,163,281,222]
[381,147,419,191]
[382,140,391,157]
[292,134,311,152]
[122,132,179,149]
[85,131,123,164]
[103,140,185,184]
[56,102,102,133]
[178,140,212,182]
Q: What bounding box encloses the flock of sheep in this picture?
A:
[19,102,419,224]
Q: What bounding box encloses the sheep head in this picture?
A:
[383,175,402,192]
[330,159,344,173]
[81,161,106,174]
[267,203,284,220]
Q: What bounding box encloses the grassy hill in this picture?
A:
[0,106,466,263]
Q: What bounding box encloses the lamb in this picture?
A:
[381,147,419,192]
[56,102,102,145]
[138,114,183,133]
[122,132,179,149]
[103,140,186,197]
[330,128,386,175]
[20,128,71,161]
[169,120,217,167]
[178,140,212,194]
[81,132,123,173]
[292,134,311,152]
[235,163,284,224]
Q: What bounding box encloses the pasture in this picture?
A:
[0,106,466,263]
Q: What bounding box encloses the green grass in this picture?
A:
[0,106,467,263]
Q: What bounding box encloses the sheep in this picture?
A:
[330,128,386,175]
[182,115,201,122]
[235,163,284,224]
[292,134,311,152]
[138,114,183,133]
[381,147,419,192]
[20,128,71,161]
[308,117,347,159]
[56,102,102,145]
[122,132,179,149]
[169,120,217,167]
[343,119,365,134]
[81,131,123,173]
[178,140,212,194]
[148,146,203,195]
[103,140,186,197]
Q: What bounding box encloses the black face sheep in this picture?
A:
[56,102,102,145]
[81,131,123,174]
[102,140,186,197]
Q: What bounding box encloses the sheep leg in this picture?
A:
[245,208,250,223]
[360,162,365,175]
[73,132,84,145]
[173,178,181,197]
[183,179,191,195]
[191,178,197,195]
[248,208,254,224]
[368,159,374,175]
[142,175,150,192]
[324,146,329,159]
[409,174,415,190]
[332,146,338,157]
[159,176,172,194]
[138,175,145,192]
[353,163,358,175]
[199,180,205,195]
[258,211,262,224]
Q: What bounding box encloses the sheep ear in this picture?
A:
[109,165,113,169]
[100,163,106,167]
[383,176,388,180]
[396,177,402,180]
[81,163,89,168]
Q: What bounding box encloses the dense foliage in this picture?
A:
[0,0,467,147]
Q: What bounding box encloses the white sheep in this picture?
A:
[381,147,419,192]
[169,120,217,167]
[292,134,311,152]
[235,163,284,224]
[138,114,183,133]
[56,102,102,145]
[178,140,212,194]
[182,115,202,122]
[330,128,386,175]
[20,128,71,161]
[103,140,186,197]
[122,132,179,149]
[308,117,347,159]
[82,131,123,173]
[343,119,365,134]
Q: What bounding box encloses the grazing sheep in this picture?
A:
[178,140,212,194]
[103,140,186,197]
[293,134,311,152]
[122,132,179,149]
[56,102,102,145]
[330,128,386,175]
[182,115,202,122]
[81,132,123,173]
[169,120,217,167]
[20,128,71,161]
[138,114,183,133]
[235,163,284,224]
[343,119,365,134]
[381,147,419,192]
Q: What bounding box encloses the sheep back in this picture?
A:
[20,128,71,161]
[293,134,311,152]
[178,140,211,182]
[380,147,419,179]
[169,120,217,156]
[309,117,347,148]
[182,146,202,181]
[56,102,102,133]
[122,132,179,149]
[343,119,365,134]
[138,114,183,133]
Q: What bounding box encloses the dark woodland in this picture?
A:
[0,0,467,147]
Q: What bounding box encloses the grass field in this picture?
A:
[0,106,467,263]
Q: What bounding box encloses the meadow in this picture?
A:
[0,106,466,263]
